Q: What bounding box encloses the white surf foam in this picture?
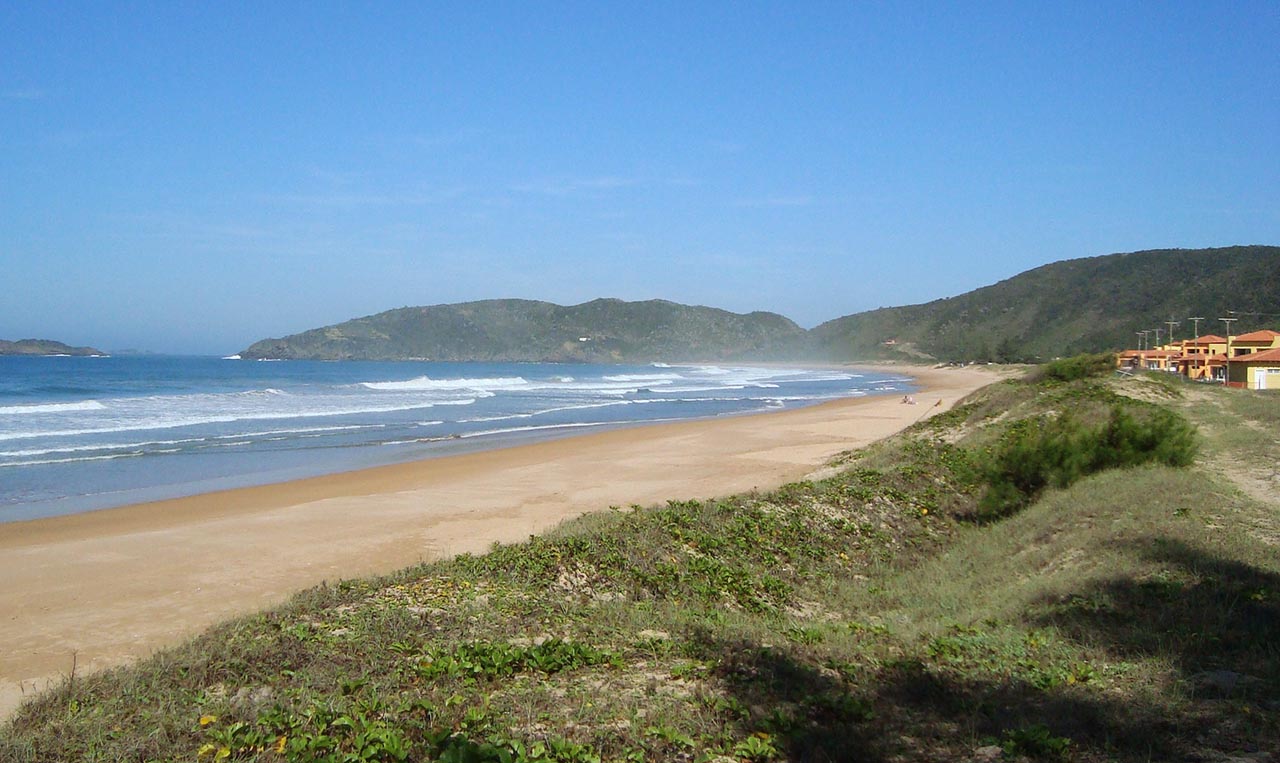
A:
[237,388,286,396]
[459,400,637,425]
[601,373,681,383]
[0,451,146,468]
[360,376,528,392]
[0,400,477,442]
[0,436,207,459]
[0,400,108,415]
[461,416,686,440]
[460,421,614,439]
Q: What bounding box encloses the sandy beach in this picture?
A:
[0,364,997,719]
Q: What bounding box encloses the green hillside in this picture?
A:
[240,247,1279,364]
[0,339,105,356]
[812,245,1280,362]
[240,299,810,362]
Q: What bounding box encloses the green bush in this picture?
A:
[1030,353,1116,383]
[977,404,1197,520]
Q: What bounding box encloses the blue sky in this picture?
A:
[2,2,1277,354]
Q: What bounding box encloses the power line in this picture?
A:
[1220,317,1238,386]
[1188,317,1204,340]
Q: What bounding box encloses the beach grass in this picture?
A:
[1,365,1276,761]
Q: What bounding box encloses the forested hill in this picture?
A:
[0,339,105,356]
[241,247,1279,364]
[811,245,1280,362]
[239,298,809,362]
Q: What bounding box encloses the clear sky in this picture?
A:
[3,2,1277,354]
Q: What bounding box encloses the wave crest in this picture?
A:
[360,376,529,392]
[0,400,107,415]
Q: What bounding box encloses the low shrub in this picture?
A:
[977,404,1197,520]
[1030,353,1116,383]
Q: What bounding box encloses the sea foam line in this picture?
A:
[0,451,146,468]
[459,399,637,424]
[0,400,476,442]
[360,376,528,391]
[465,416,687,439]
[0,400,107,415]
[0,424,390,459]
[0,436,207,458]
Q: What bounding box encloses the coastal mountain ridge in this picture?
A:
[240,246,1279,363]
[0,339,105,357]
[814,245,1280,362]
[239,298,808,362]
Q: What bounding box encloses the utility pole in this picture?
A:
[1220,316,1238,385]
[1141,330,1150,351]
[1152,328,1162,347]
[1135,332,1144,351]
[1188,317,1205,380]
[1165,319,1179,343]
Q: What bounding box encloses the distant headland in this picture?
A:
[0,339,106,357]
[238,246,1280,364]
[238,298,809,363]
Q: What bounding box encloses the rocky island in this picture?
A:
[0,339,106,357]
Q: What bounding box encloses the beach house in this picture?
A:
[1226,347,1280,390]
[1120,329,1280,388]
[1172,335,1228,381]
[1227,329,1280,357]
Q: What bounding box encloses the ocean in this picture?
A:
[0,356,913,523]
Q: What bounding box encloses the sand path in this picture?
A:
[0,365,996,719]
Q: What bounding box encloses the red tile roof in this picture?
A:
[1228,347,1280,364]
[1185,335,1227,345]
[1121,349,1180,358]
[1233,329,1280,344]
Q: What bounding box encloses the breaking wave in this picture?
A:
[0,400,107,415]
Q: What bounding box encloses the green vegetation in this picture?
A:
[239,247,1280,364]
[239,298,809,362]
[977,404,1198,520]
[4,357,1277,761]
[812,245,1280,362]
[1027,352,1115,383]
[0,339,105,356]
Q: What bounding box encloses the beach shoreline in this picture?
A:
[0,363,1000,720]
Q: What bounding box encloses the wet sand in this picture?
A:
[0,364,998,719]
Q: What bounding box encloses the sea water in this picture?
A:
[0,356,914,522]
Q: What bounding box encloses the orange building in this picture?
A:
[1227,347,1280,390]
[1228,329,1280,357]
[1176,335,1228,380]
